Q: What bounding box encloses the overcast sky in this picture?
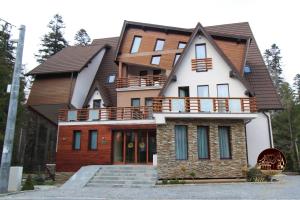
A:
[1,0,299,84]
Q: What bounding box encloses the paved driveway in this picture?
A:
[1,176,299,200]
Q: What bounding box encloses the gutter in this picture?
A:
[262,111,273,148]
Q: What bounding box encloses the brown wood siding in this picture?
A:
[56,125,112,171]
[118,28,190,70]
[27,75,73,106]
[214,38,247,75]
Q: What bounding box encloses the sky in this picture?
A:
[1,0,299,85]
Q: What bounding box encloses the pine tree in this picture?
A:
[293,74,300,103]
[74,29,91,46]
[264,44,283,90]
[35,14,68,63]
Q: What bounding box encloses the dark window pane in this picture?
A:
[131,36,142,53]
[178,42,186,49]
[155,39,165,51]
[175,125,188,160]
[93,99,101,109]
[89,130,98,150]
[219,126,231,159]
[197,127,209,159]
[131,98,140,107]
[173,54,181,66]
[107,75,116,83]
[73,131,81,150]
[145,98,153,106]
[151,56,161,65]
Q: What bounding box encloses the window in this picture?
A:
[93,99,101,109]
[139,70,148,76]
[145,97,153,106]
[107,74,116,83]
[218,126,231,159]
[89,130,98,150]
[151,55,161,65]
[217,84,229,97]
[130,36,142,53]
[197,85,209,97]
[197,126,209,159]
[178,86,189,97]
[73,131,81,150]
[154,39,165,51]
[173,53,181,66]
[153,69,161,75]
[178,42,186,49]
[175,125,188,160]
[131,98,140,107]
[195,44,207,59]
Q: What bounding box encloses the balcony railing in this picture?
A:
[58,106,153,122]
[116,75,167,89]
[191,58,213,71]
[153,97,257,113]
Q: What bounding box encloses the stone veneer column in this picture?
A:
[156,119,247,179]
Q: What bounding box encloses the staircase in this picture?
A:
[86,165,157,188]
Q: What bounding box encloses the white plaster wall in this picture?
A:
[246,112,272,166]
[87,90,105,108]
[71,49,106,108]
[164,34,247,98]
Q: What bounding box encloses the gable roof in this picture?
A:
[27,44,108,75]
[159,22,254,96]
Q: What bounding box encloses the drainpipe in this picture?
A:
[244,119,252,165]
[263,111,273,148]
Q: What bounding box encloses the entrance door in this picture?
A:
[112,130,156,164]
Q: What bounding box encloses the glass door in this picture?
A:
[113,131,124,163]
[137,131,147,163]
[125,131,135,163]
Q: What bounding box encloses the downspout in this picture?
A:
[263,111,273,148]
[244,119,252,165]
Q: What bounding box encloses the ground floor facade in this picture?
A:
[56,118,249,179]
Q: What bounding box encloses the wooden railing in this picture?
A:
[153,97,257,113]
[191,58,213,71]
[58,106,153,122]
[116,75,167,89]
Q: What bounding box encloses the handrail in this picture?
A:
[191,58,213,71]
[116,74,167,88]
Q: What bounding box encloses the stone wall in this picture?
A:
[157,118,247,179]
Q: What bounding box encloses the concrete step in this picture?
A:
[96,173,156,177]
[91,176,157,181]
[86,183,154,188]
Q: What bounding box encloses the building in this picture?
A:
[26,20,282,179]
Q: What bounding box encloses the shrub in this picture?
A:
[162,179,168,184]
[189,172,196,183]
[34,175,45,185]
[169,179,179,184]
[247,167,270,182]
[22,175,34,191]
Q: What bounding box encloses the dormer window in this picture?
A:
[151,55,161,65]
[154,39,165,51]
[130,36,142,53]
[173,53,181,66]
[107,74,116,83]
[178,42,186,49]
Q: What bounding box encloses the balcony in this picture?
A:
[116,75,167,89]
[191,58,212,72]
[58,106,153,122]
[152,97,257,113]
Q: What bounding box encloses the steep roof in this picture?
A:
[205,22,282,110]
[27,44,107,75]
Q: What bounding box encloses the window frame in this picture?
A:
[178,42,187,49]
[154,39,165,51]
[195,43,207,59]
[217,83,230,97]
[151,55,161,65]
[131,98,141,107]
[197,126,210,159]
[178,86,190,97]
[197,85,210,97]
[130,35,142,54]
[145,97,153,106]
[93,99,101,109]
[218,126,232,159]
[174,125,188,160]
[88,130,98,151]
[173,53,181,66]
[72,130,81,150]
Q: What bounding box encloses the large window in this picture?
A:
[88,130,98,150]
[197,126,209,159]
[197,85,209,97]
[154,39,165,51]
[218,126,231,159]
[151,55,161,65]
[175,125,188,160]
[178,42,186,49]
[195,44,207,59]
[217,84,229,97]
[73,131,81,150]
[130,36,142,53]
